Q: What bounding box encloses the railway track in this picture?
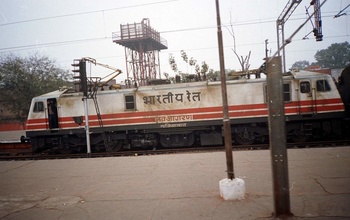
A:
[0,139,349,161]
[0,142,31,156]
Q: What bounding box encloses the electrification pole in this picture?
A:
[267,56,291,217]
[215,0,234,180]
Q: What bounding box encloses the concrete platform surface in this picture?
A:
[0,147,349,220]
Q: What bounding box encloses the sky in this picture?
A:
[0,0,349,81]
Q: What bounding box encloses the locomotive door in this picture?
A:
[47,98,59,129]
[298,80,315,114]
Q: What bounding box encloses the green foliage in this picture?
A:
[314,41,350,68]
[180,50,188,63]
[289,42,350,70]
[168,53,178,73]
[189,57,197,66]
[170,50,214,82]
[163,72,169,79]
[0,53,72,121]
[207,70,220,81]
[290,60,310,70]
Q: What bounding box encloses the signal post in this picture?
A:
[72,59,91,157]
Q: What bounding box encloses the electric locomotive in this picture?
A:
[24,69,346,153]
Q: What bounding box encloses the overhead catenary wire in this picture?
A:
[0,12,347,53]
[0,0,348,74]
[0,37,110,52]
[0,0,179,27]
[334,3,350,18]
[269,0,328,62]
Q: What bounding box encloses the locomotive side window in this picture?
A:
[125,94,135,110]
[264,83,291,102]
[300,81,310,93]
[316,79,331,92]
[33,101,44,112]
[283,83,291,102]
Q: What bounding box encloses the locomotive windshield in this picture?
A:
[316,79,331,92]
[300,81,311,93]
[33,101,44,112]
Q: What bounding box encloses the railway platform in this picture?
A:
[0,147,349,220]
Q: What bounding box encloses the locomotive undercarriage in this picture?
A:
[230,118,344,145]
[29,131,127,153]
[232,123,268,145]
[128,126,223,149]
[28,117,346,153]
[286,119,343,143]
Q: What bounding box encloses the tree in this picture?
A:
[168,53,178,73]
[198,61,209,81]
[290,60,310,70]
[163,72,169,79]
[206,69,220,81]
[314,41,350,68]
[227,13,251,72]
[180,50,197,74]
[180,50,188,64]
[169,51,213,82]
[0,53,72,121]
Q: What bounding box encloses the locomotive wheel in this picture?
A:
[111,141,123,152]
[234,134,255,145]
[233,126,256,145]
[103,140,123,152]
[234,132,255,145]
[290,130,310,143]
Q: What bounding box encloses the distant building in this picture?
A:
[304,65,344,82]
[304,65,331,74]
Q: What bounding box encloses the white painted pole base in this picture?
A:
[219,178,245,200]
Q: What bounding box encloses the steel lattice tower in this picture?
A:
[113,18,167,87]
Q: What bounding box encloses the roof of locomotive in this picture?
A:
[290,69,332,79]
[31,88,71,100]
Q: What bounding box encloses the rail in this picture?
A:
[1,140,350,161]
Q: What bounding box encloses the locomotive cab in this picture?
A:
[292,70,343,116]
[25,89,69,152]
[27,91,63,131]
[286,70,345,141]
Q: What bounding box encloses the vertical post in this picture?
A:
[79,59,91,157]
[276,21,287,73]
[139,42,144,86]
[266,56,292,217]
[313,0,323,41]
[215,0,234,180]
[83,97,91,157]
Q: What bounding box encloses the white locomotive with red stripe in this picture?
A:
[25,69,346,152]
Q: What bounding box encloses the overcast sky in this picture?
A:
[0,0,349,80]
